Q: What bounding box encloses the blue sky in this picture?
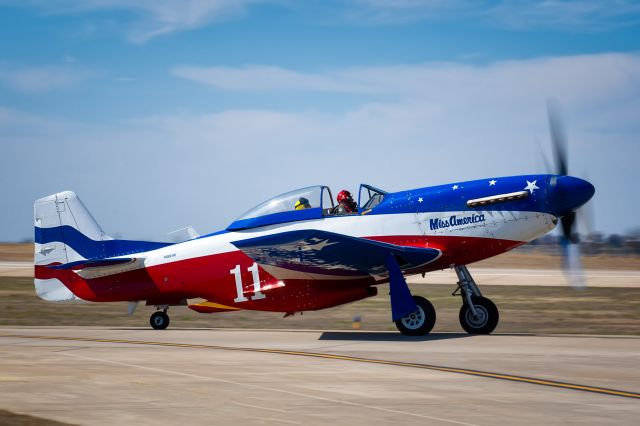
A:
[1,0,639,241]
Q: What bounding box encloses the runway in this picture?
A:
[1,327,638,425]
[0,261,32,278]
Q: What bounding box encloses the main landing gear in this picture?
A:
[150,306,170,330]
[454,265,499,334]
[392,264,499,336]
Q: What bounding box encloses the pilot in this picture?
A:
[332,190,357,214]
[294,197,311,210]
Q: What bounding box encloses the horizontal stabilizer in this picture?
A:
[48,258,136,270]
[232,230,441,278]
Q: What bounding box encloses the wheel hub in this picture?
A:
[466,305,488,328]
[401,306,425,330]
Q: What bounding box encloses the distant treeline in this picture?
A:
[523,231,640,256]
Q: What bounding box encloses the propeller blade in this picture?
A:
[577,171,596,237]
[547,98,568,176]
[561,211,577,243]
[536,137,553,174]
[546,98,589,289]
[561,238,586,290]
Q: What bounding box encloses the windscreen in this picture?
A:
[234,186,323,221]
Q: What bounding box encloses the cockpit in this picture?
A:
[226,184,387,231]
[359,184,387,212]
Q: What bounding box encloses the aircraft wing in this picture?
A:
[231,229,440,278]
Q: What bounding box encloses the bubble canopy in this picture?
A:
[227,186,334,231]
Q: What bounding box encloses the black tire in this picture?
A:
[150,311,170,330]
[459,296,499,335]
[394,296,436,336]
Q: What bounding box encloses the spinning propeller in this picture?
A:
[546,98,592,289]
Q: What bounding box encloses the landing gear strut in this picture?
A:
[150,306,170,330]
[454,265,499,334]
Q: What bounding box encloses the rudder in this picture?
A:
[34,191,111,301]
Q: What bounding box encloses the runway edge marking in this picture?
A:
[2,333,639,400]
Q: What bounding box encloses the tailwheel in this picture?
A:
[459,296,499,335]
[150,311,170,330]
[394,296,436,336]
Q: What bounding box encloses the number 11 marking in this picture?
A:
[231,262,265,303]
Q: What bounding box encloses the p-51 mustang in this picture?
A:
[33,172,594,335]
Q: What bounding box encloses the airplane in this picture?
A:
[32,109,595,336]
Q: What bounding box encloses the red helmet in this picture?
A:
[337,190,353,204]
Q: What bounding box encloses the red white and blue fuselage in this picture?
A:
[33,174,595,319]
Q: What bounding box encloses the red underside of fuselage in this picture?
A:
[35,235,524,312]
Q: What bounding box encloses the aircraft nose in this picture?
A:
[548,175,595,216]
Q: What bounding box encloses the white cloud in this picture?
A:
[487,0,640,31]
[172,53,640,110]
[343,0,469,24]
[4,0,269,43]
[171,65,376,93]
[119,0,262,43]
[0,64,94,93]
[343,0,640,30]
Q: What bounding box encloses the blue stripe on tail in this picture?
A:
[35,225,172,259]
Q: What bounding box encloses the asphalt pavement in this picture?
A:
[0,327,638,425]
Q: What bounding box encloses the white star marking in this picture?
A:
[524,180,539,194]
[304,239,339,251]
[418,197,423,203]
[489,180,497,186]
[452,185,459,190]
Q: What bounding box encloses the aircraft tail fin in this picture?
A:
[33,191,171,301]
[34,191,111,302]
[34,191,111,266]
